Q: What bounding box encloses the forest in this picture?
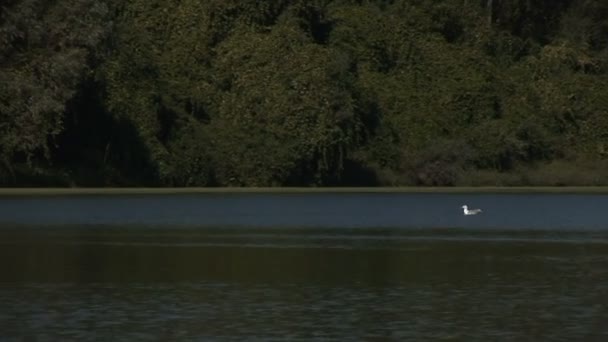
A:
[1,0,607,187]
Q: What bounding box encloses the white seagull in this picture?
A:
[461,205,482,215]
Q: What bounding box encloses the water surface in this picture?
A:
[1,192,608,230]
[1,193,607,340]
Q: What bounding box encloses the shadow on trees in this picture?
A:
[336,159,379,186]
[52,79,159,186]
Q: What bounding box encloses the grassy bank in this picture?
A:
[2,186,608,196]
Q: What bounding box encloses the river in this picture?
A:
[1,192,607,340]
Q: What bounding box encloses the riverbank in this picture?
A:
[2,186,608,196]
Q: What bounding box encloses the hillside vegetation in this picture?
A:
[1,0,608,186]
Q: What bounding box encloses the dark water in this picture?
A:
[1,193,607,340]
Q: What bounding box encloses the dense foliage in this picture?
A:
[1,0,608,186]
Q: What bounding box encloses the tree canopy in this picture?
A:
[1,0,608,186]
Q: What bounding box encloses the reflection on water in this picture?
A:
[2,279,606,341]
[2,228,608,340]
[1,193,608,340]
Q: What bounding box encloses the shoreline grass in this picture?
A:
[2,186,608,196]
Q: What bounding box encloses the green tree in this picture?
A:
[211,19,360,185]
[3,0,608,186]
[0,0,109,183]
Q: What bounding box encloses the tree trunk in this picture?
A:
[487,0,493,27]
